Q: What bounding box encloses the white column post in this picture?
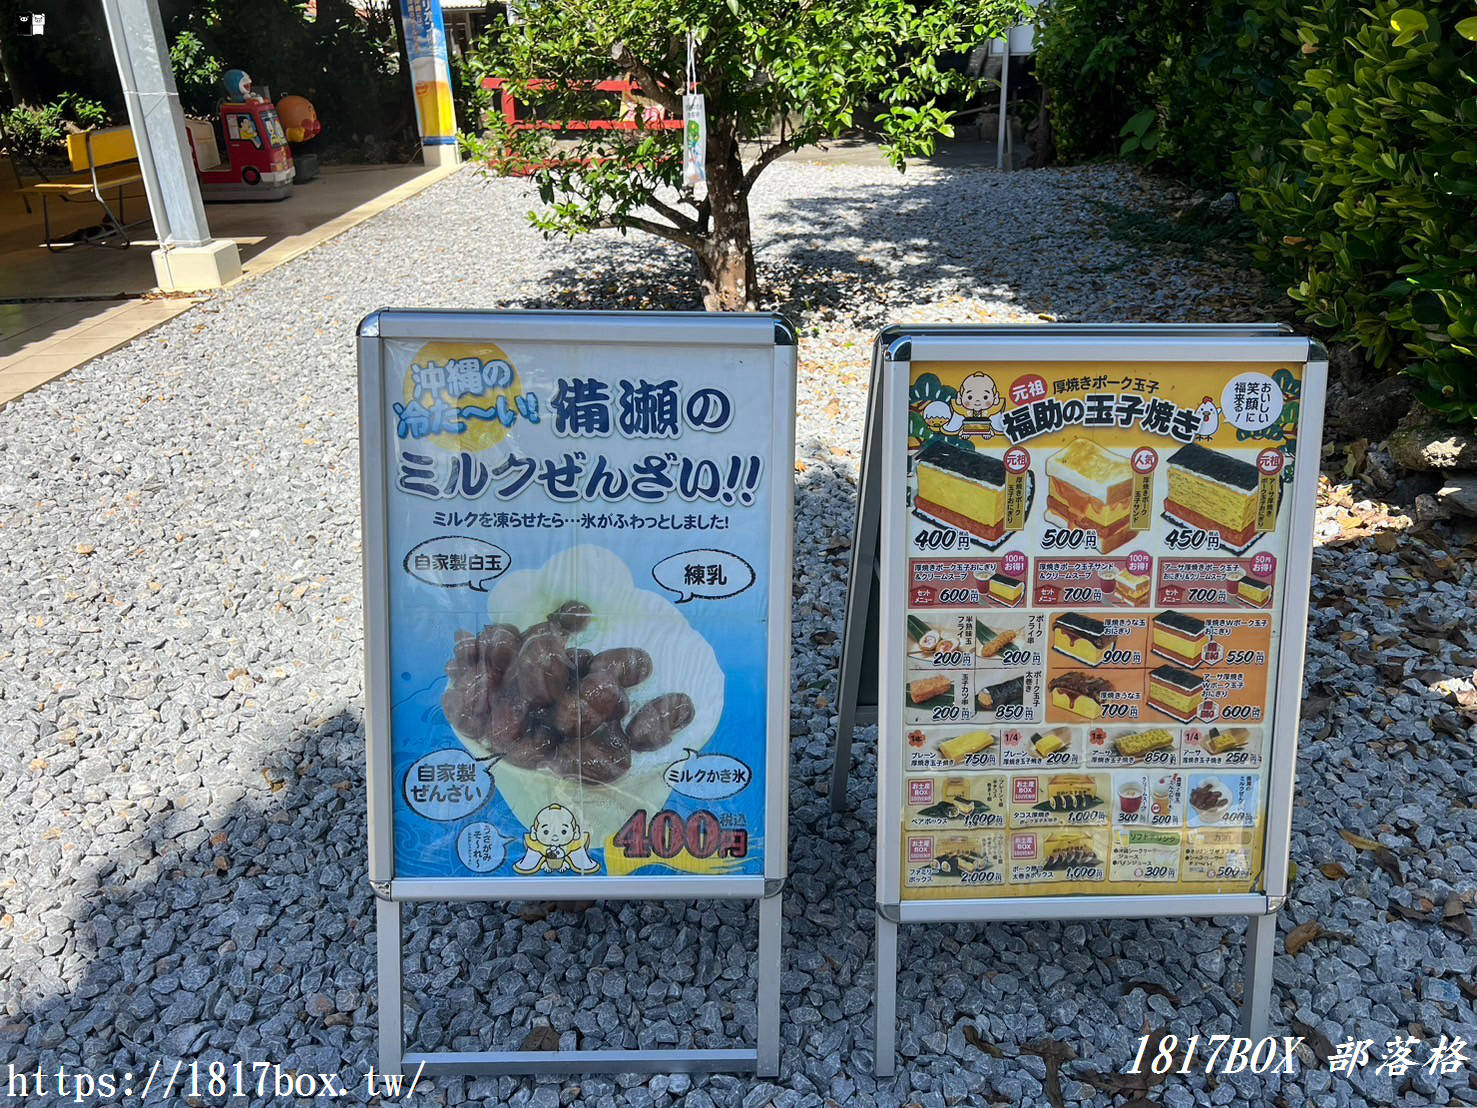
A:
[99,0,242,290]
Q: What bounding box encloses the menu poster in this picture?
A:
[899,361,1302,899]
[370,327,785,885]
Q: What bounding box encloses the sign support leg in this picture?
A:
[832,356,884,813]
[1238,910,1278,1040]
[873,909,898,1077]
[756,890,783,1076]
[377,897,405,1075]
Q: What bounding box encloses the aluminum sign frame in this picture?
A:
[358,309,796,1077]
[833,325,1326,1075]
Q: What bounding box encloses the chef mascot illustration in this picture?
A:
[923,372,1008,439]
[514,803,601,875]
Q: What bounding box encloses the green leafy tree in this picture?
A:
[1243,1,1477,422]
[465,0,1029,309]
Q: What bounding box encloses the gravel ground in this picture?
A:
[1,161,1473,1107]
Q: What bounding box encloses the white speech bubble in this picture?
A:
[403,536,511,592]
[1220,373,1285,432]
[402,749,495,821]
[457,821,514,872]
[664,748,754,800]
[651,548,756,604]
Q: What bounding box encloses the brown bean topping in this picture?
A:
[588,647,652,688]
[549,600,593,632]
[512,630,573,706]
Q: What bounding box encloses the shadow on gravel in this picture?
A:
[510,165,1281,338]
[2,712,381,1084]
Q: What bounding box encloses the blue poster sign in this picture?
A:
[369,317,792,883]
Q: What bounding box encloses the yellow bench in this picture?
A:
[20,127,146,251]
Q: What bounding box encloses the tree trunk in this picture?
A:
[696,127,757,311]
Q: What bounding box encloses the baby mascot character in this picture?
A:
[935,372,1007,438]
[513,804,600,875]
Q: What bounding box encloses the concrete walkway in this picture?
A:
[0,162,457,408]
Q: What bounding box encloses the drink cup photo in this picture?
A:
[1151,778,1172,817]
[1119,781,1143,815]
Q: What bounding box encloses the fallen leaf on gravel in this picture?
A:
[1442,894,1473,938]
[1123,980,1180,1005]
[1075,1029,1171,1098]
[961,1023,1003,1057]
[1291,1018,1335,1065]
[811,630,838,645]
[1374,532,1399,553]
[1372,846,1404,885]
[1319,862,1349,879]
[520,1025,559,1052]
[1022,1039,1076,1108]
[1388,904,1429,923]
[1432,714,1467,737]
[1285,921,1326,954]
[1302,695,1333,717]
[1340,829,1382,851]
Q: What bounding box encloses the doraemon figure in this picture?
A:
[223,69,261,104]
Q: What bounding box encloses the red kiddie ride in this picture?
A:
[186,69,295,201]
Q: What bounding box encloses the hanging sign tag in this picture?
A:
[683,93,707,192]
[683,32,707,195]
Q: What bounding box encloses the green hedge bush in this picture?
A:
[1,94,109,163]
[1037,0,1477,424]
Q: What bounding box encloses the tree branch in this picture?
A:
[643,193,699,232]
[595,214,704,252]
[742,139,798,195]
[610,41,681,115]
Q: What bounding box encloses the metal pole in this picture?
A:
[873,910,898,1077]
[995,40,1011,172]
[756,892,783,1077]
[377,898,405,1075]
[1239,911,1278,1040]
[98,0,213,247]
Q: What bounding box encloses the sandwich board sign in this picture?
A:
[830,325,1326,1075]
[358,310,796,1077]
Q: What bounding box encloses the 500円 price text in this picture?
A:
[4,1060,426,1101]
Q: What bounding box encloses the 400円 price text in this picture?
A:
[4,1059,425,1101]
